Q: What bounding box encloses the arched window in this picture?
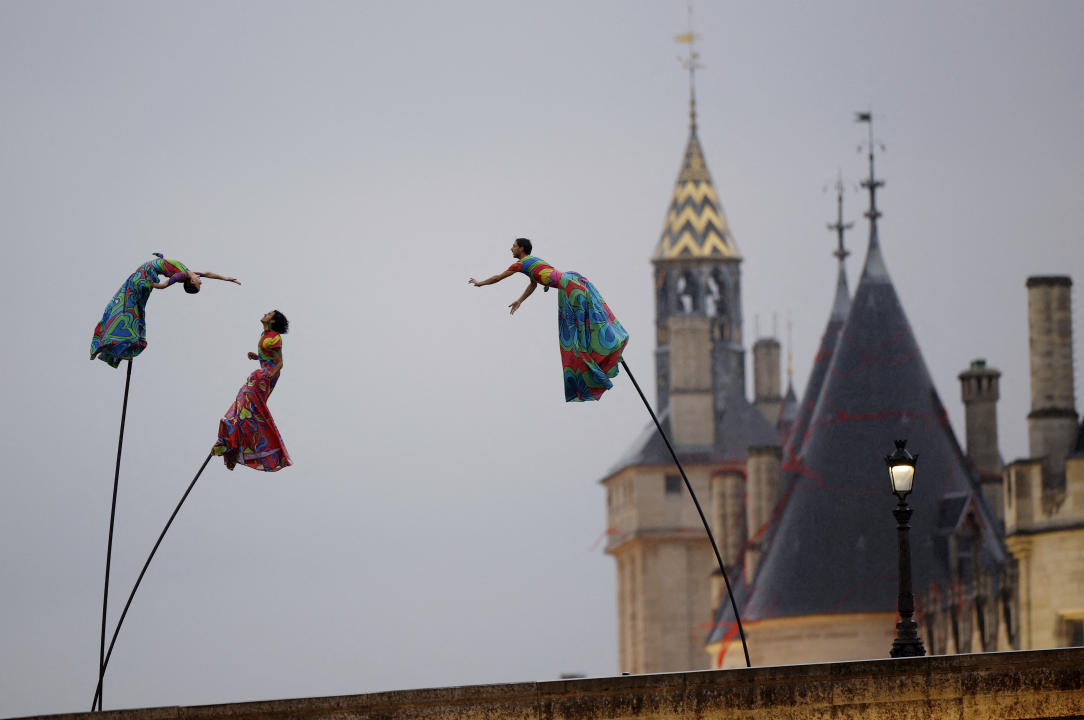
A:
[676,269,701,314]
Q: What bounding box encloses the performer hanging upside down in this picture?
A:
[213,310,293,472]
[469,237,629,402]
[90,253,241,367]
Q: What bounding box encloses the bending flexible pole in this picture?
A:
[97,358,133,711]
[91,451,214,711]
[619,359,751,668]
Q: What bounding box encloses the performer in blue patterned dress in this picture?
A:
[469,238,629,401]
[90,253,240,367]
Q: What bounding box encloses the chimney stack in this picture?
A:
[959,359,1003,523]
[1026,276,1078,487]
[752,337,782,425]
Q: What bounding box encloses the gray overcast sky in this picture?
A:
[2,1,1082,717]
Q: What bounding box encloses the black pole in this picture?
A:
[889,497,925,658]
[619,359,751,668]
[91,451,215,711]
[98,358,133,711]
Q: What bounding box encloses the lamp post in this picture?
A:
[885,439,926,658]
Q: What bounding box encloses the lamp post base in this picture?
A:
[890,618,926,658]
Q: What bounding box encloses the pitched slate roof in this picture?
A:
[708,227,1007,638]
[605,387,778,479]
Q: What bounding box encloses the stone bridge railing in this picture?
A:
[16,647,1084,720]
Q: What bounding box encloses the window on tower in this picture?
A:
[665,474,682,495]
[676,269,700,314]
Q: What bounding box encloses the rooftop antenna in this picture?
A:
[675,0,704,132]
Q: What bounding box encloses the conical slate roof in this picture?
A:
[652,129,741,261]
[783,261,850,461]
[709,228,1007,636]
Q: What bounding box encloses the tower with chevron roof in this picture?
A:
[599,24,778,674]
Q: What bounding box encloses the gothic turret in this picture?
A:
[708,115,1009,667]
[783,174,852,462]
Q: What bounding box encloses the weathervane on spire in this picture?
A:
[855,111,885,228]
[675,1,704,131]
[827,170,853,263]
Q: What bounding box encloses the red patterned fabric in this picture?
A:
[212,330,292,472]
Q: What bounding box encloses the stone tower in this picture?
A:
[651,107,745,447]
[601,34,776,675]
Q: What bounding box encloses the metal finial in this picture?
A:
[855,110,885,228]
[827,169,853,262]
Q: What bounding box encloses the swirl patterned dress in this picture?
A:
[212,330,292,472]
[509,255,629,402]
[90,256,190,367]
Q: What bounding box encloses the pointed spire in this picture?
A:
[779,314,799,431]
[855,112,890,284]
[828,171,853,320]
[855,111,883,231]
[654,17,739,261]
[786,313,794,387]
[782,175,855,461]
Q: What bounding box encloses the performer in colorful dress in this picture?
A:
[213,310,292,472]
[469,238,629,401]
[90,253,241,367]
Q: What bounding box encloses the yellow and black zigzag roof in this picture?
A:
[652,130,741,261]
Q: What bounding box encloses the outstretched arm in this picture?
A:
[197,270,241,285]
[508,279,537,315]
[468,268,517,287]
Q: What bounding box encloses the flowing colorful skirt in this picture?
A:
[213,368,292,472]
[90,263,156,367]
[557,272,629,402]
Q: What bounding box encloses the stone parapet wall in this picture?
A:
[17,648,1084,720]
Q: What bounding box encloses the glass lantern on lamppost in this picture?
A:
[884,439,926,658]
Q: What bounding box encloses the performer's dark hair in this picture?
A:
[269,310,289,334]
[183,279,200,294]
[515,237,532,254]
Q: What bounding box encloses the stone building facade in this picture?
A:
[604,100,1083,672]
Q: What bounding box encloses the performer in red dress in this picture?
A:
[213,310,292,472]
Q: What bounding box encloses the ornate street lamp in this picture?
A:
[885,439,926,658]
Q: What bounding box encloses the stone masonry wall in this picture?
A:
[18,648,1084,720]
